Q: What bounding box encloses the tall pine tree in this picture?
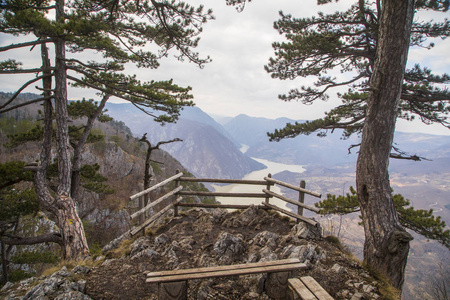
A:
[265,0,449,291]
[0,0,213,259]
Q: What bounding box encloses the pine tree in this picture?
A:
[316,187,450,249]
[0,0,213,259]
[265,0,449,290]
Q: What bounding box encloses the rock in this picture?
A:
[362,284,376,293]
[222,205,268,227]
[350,292,364,300]
[131,248,159,260]
[258,246,278,262]
[214,232,246,257]
[281,243,325,264]
[101,259,116,266]
[102,231,131,253]
[129,236,152,257]
[154,233,171,248]
[76,279,87,293]
[250,231,279,249]
[1,282,13,291]
[73,266,91,275]
[21,266,92,300]
[291,222,322,240]
[52,266,70,277]
[331,263,347,274]
[54,290,92,300]
[211,208,228,223]
[243,291,262,299]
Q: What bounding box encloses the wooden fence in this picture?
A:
[128,171,322,236]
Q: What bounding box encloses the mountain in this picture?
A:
[222,113,450,170]
[223,114,361,166]
[104,103,264,179]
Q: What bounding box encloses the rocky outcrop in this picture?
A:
[1,207,386,299]
[3,266,91,300]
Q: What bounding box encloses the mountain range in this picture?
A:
[105,102,450,176]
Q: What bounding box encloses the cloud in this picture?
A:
[0,0,448,135]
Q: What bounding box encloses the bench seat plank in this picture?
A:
[147,258,301,278]
[146,262,306,283]
[288,278,317,300]
[300,276,334,300]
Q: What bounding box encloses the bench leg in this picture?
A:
[158,281,188,300]
[265,271,291,300]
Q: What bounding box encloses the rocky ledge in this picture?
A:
[1,206,387,299]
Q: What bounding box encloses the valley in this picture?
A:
[105,102,449,299]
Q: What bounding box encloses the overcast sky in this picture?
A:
[1,0,449,135]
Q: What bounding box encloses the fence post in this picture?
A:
[139,195,145,226]
[298,180,306,218]
[174,170,180,217]
[265,173,272,204]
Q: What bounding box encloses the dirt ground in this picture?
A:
[84,208,381,299]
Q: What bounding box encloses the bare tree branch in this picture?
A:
[0,96,52,114]
[1,232,63,246]
[0,74,53,109]
[0,38,53,52]
[0,68,53,74]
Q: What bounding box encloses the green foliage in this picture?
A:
[0,117,35,136]
[8,269,35,283]
[68,99,112,123]
[0,163,39,223]
[266,1,450,141]
[151,162,163,176]
[394,194,450,249]
[0,187,39,222]
[1,0,213,123]
[80,163,114,194]
[315,186,359,215]
[5,123,44,148]
[0,161,33,189]
[316,187,450,249]
[11,250,59,265]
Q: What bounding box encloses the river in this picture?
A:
[212,155,306,210]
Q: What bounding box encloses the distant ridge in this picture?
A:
[105,103,264,179]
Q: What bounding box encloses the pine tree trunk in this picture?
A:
[356,0,414,290]
[49,0,89,259]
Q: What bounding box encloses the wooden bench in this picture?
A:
[146,258,307,300]
[288,277,334,300]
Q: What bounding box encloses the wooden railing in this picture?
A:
[128,171,322,236]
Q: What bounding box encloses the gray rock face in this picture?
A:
[2,207,383,300]
[291,222,323,240]
[19,267,92,300]
[214,232,246,264]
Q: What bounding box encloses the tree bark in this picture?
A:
[356,0,414,290]
[1,233,63,246]
[44,0,89,259]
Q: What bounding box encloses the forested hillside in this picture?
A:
[0,93,213,283]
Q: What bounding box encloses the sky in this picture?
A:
[1,0,449,135]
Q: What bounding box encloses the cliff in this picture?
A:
[1,206,393,300]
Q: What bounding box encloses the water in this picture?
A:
[212,155,306,210]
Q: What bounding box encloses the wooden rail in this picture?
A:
[128,171,322,236]
[264,176,321,198]
[130,172,183,201]
[179,177,270,185]
[178,190,267,198]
